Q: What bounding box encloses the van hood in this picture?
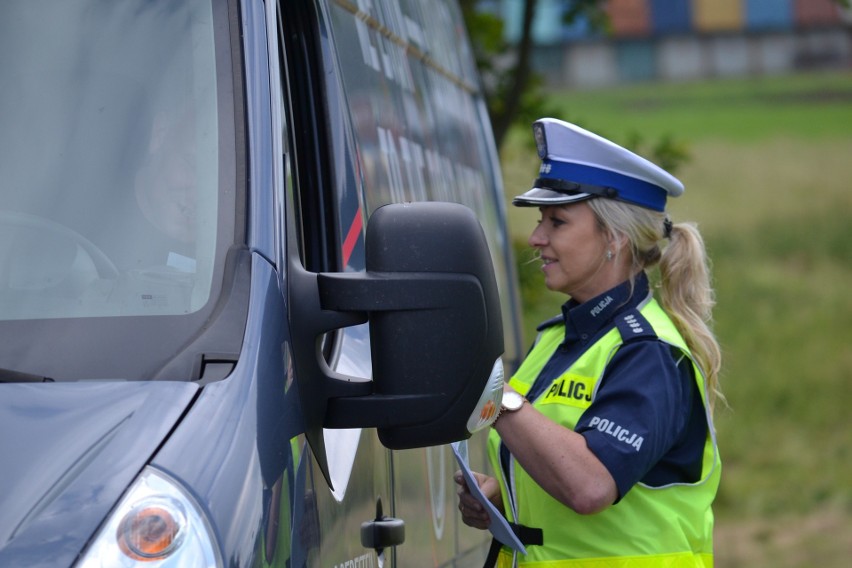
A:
[0,381,198,567]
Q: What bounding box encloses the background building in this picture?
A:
[500,0,852,88]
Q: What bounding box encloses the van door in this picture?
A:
[275,0,523,565]
[275,1,394,567]
[317,0,523,565]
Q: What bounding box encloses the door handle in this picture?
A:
[361,497,405,553]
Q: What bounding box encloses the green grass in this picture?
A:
[499,71,852,567]
[544,71,852,142]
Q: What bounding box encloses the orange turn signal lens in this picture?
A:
[116,500,186,561]
[479,399,497,422]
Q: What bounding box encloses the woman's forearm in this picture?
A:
[494,399,617,515]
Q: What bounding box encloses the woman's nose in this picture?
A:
[528,224,547,248]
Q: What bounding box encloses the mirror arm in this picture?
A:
[287,257,369,489]
[318,271,484,312]
[318,271,486,429]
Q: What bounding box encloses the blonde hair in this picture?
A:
[587,198,723,411]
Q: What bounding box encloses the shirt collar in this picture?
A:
[562,272,651,344]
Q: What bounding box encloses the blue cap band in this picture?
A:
[541,159,668,211]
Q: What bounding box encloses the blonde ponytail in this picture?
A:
[588,199,723,411]
[658,223,723,410]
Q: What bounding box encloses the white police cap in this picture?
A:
[512,118,684,212]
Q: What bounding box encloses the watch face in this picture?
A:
[502,390,525,411]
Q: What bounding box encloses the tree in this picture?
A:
[460,0,607,150]
[460,0,687,173]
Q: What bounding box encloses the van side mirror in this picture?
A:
[288,202,504,487]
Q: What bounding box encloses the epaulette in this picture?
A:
[614,308,657,342]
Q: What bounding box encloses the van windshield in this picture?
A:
[0,0,241,380]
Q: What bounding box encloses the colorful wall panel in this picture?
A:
[615,40,656,81]
[561,14,596,41]
[649,0,692,33]
[502,0,847,44]
[752,34,798,74]
[535,0,569,43]
[745,0,793,30]
[693,0,744,32]
[794,0,841,26]
[565,43,619,86]
[657,36,706,80]
[606,0,651,38]
[708,36,750,76]
[502,0,568,44]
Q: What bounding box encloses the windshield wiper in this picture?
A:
[0,367,54,383]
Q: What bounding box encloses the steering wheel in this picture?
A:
[0,210,119,281]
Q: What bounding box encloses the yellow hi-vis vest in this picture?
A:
[487,298,721,567]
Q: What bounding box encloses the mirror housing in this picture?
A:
[288,202,504,486]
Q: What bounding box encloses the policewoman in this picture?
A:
[456,118,722,567]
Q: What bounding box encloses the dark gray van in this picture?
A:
[0,0,523,566]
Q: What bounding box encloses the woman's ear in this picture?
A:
[606,230,628,251]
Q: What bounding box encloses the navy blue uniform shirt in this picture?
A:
[510,273,706,501]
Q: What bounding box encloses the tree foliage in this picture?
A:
[460,0,690,174]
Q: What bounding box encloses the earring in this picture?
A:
[606,250,613,261]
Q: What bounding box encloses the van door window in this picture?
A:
[326,0,523,369]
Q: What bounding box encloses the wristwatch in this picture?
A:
[493,390,526,426]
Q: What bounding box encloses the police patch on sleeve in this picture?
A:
[587,416,644,452]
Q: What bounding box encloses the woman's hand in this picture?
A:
[454,470,503,530]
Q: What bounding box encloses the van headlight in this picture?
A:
[466,358,504,433]
[76,467,221,568]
